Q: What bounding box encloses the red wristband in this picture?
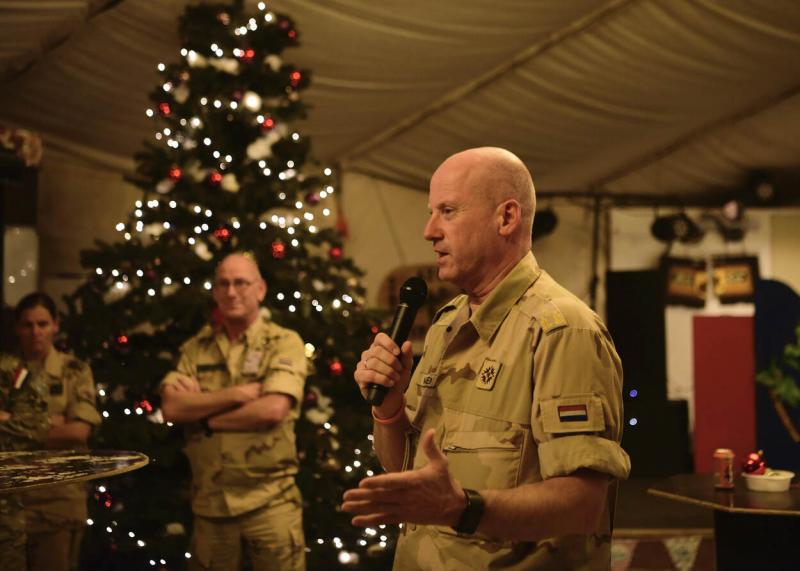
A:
[372,398,406,425]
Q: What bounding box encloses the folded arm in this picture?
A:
[207,393,293,431]
[160,374,262,423]
[45,415,92,449]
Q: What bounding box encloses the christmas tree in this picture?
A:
[61,1,394,568]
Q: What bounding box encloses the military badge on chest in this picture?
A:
[242,348,265,377]
[475,358,501,391]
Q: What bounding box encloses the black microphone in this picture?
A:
[367,276,428,406]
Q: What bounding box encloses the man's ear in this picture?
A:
[257,279,268,302]
[497,199,521,237]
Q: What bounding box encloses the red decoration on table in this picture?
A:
[742,450,766,475]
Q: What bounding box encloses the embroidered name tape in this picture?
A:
[557,404,588,422]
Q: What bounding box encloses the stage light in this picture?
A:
[650,213,703,244]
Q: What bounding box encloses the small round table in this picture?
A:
[0,450,149,494]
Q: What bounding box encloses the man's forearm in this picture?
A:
[478,471,609,541]
[207,394,291,431]
[372,392,412,472]
[46,420,91,449]
[161,387,246,423]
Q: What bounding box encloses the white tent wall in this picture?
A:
[35,149,139,308]
[341,171,604,311]
[610,206,800,433]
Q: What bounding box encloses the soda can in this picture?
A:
[713,448,735,489]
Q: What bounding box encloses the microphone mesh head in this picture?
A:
[399,277,428,309]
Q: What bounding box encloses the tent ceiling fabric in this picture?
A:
[1,0,800,201]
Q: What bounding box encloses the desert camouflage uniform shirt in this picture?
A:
[161,312,307,517]
[0,355,50,570]
[395,252,631,570]
[23,349,102,533]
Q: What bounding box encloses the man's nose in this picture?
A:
[423,215,439,241]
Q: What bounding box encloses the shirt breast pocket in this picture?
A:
[442,430,524,491]
[196,363,227,390]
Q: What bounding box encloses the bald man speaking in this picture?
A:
[161,253,307,571]
[345,148,630,570]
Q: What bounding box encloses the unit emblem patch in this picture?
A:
[475,358,501,391]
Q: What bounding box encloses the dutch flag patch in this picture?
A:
[557,404,588,423]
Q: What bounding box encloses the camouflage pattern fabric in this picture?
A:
[22,350,101,571]
[162,313,308,569]
[0,354,49,571]
[162,312,307,518]
[396,253,630,570]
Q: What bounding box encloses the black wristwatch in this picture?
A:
[452,488,485,535]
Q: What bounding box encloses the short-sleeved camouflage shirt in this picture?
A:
[24,350,102,531]
[0,354,49,562]
[161,311,307,518]
[395,253,631,570]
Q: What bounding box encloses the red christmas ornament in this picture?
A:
[370,325,379,335]
[260,116,275,131]
[329,246,343,260]
[289,71,302,87]
[208,171,223,185]
[168,166,182,181]
[287,30,297,40]
[303,390,318,406]
[329,359,343,377]
[158,102,171,116]
[137,399,154,414]
[213,226,231,242]
[116,335,129,345]
[304,191,321,205]
[742,450,766,475]
[278,18,290,30]
[241,48,255,61]
[272,240,286,259]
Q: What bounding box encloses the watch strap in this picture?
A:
[452,488,484,535]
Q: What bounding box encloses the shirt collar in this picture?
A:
[470,252,542,342]
[215,307,271,347]
[43,348,63,377]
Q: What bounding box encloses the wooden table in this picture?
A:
[648,473,800,570]
[0,450,149,494]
